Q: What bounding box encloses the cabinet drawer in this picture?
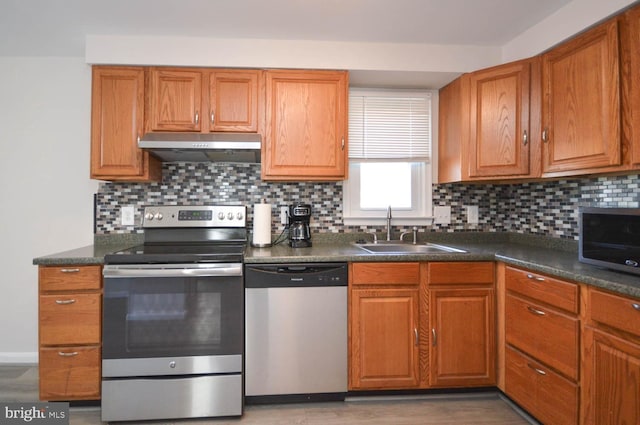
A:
[39,293,101,345]
[428,262,494,285]
[505,346,578,425]
[505,266,578,313]
[505,293,579,380]
[351,263,420,285]
[39,345,100,400]
[39,265,102,291]
[590,288,640,338]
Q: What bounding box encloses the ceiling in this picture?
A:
[2,0,573,57]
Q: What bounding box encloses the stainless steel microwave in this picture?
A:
[579,207,640,275]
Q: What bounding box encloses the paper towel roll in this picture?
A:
[252,203,272,247]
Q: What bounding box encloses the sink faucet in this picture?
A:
[401,227,419,244]
[386,205,392,241]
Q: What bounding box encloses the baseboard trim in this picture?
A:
[0,352,38,364]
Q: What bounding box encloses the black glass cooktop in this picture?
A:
[104,243,246,264]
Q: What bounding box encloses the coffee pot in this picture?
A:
[288,203,312,248]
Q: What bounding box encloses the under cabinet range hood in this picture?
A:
[138,132,262,163]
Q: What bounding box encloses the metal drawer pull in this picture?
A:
[528,363,547,375]
[55,299,76,305]
[60,268,80,273]
[526,273,545,282]
[527,306,546,316]
[194,112,199,125]
[211,112,215,124]
[58,351,78,357]
[431,328,437,346]
[632,303,640,311]
[523,130,528,145]
[414,328,419,346]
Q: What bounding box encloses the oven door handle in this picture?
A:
[103,263,243,278]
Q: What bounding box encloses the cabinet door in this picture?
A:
[582,327,640,425]
[147,68,202,131]
[542,19,621,175]
[429,287,495,387]
[263,70,348,181]
[209,70,261,132]
[627,5,640,167]
[90,67,160,181]
[468,60,531,178]
[39,346,100,400]
[350,288,420,389]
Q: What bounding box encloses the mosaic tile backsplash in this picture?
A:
[95,162,639,240]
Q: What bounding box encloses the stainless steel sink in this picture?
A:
[354,242,467,254]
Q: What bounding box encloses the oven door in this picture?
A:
[102,263,243,363]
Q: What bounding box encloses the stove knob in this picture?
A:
[218,212,225,220]
[227,212,234,220]
[145,212,155,221]
[155,213,163,221]
[236,212,244,220]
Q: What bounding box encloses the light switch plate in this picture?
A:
[466,205,479,224]
[433,206,451,224]
[280,206,288,225]
[121,206,135,226]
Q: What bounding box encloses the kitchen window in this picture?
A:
[343,89,434,226]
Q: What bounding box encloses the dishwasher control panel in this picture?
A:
[244,263,347,288]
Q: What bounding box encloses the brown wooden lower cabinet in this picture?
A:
[505,345,578,425]
[349,262,421,390]
[428,262,496,388]
[582,287,640,425]
[38,265,102,401]
[39,346,101,401]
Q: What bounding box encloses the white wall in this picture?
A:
[502,0,636,62]
[0,57,98,362]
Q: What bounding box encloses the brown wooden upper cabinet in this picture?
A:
[438,58,540,182]
[626,4,640,167]
[90,66,161,182]
[541,18,621,176]
[146,67,262,133]
[468,58,540,179]
[262,70,348,181]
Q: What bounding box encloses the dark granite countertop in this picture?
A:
[32,232,640,298]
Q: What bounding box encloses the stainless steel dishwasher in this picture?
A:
[244,262,347,403]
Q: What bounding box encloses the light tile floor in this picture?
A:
[0,365,534,425]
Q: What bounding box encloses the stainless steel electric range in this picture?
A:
[101,205,246,422]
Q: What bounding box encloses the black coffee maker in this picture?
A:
[288,203,312,247]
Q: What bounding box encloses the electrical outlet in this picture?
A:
[121,206,135,226]
[280,206,288,225]
[433,206,451,224]
[466,205,479,224]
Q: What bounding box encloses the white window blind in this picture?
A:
[349,90,431,161]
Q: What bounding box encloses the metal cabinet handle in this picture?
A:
[210,111,215,125]
[58,351,78,357]
[60,268,80,273]
[195,112,199,125]
[527,363,547,375]
[414,328,419,346]
[341,137,345,150]
[527,306,546,316]
[431,328,437,346]
[523,130,528,146]
[526,273,545,282]
[542,128,549,143]
[55,299,76,305]
[632,303,640,311]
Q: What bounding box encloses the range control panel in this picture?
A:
[142,205,246,228]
